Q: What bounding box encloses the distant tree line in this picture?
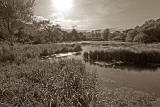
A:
[30,20,86,44]
[103,18,160,43]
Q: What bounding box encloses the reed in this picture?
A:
[84,48,160,65]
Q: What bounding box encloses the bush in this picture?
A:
[73,44,82,52]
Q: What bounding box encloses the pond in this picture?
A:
[57,41,160,98]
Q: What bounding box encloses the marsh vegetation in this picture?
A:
[0,42,159,106]
[0,0,160,106]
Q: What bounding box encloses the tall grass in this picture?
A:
[0,46,15,63]
[0,43,98,106]
[0,43,158,106]
[84,48,160,65]
[0,43,82,64]
[0,58,98,106]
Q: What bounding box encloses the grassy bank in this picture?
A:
[83,47,160,66]
[0,43,82,64]
[0,43,96,106]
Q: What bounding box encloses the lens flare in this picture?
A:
[53,0,73,12]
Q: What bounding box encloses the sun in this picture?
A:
[53,0,73,12]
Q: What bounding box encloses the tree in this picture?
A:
[70,29,80,41]
[33,19,66,43]
[133,32,150,43]
[0,0,35,34]
[33,20,55,42]
[111,31,126,41]
[79,32,86,41]
[125,29,138,42]
[103,29,110,40]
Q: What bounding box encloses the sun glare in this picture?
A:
[53,0,73,12]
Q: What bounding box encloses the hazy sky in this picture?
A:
[35,0,160,30]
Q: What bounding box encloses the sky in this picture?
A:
[35,0,160,30]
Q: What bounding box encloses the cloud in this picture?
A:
[49,12,80,29]
[35,0,160,30]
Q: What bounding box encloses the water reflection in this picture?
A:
[56,41,160,96]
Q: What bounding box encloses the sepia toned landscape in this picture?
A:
[0,0,160,107]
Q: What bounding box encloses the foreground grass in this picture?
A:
[0,43,97,106]
[0,59,98,106]
[0,58,158,107]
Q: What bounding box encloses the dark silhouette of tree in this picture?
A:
[79,32,86,40]
[103,29,110,40]
[70,29,80,41]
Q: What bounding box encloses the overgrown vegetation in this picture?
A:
[0,43,97,106]
[0,43,82,63]
[0,43,158,106]
[83,47,160,66]
[0,58,99,106]
[0,0,159,106]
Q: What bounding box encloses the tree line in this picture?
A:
[103,18,160,43]
[1,0,160,44]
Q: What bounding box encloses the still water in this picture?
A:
[58,41,160,97]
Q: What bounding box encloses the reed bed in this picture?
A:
[83,48,160,66]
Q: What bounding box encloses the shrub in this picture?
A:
[73,44,82,52]
[83,52,89,60]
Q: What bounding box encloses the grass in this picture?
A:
[83,47,160,66]
[0,59,98,106]
[0,43,82,64]
[0,43,98,106]
[0,42,159,106]
[0,46,15,63]
[0,58,157,106]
